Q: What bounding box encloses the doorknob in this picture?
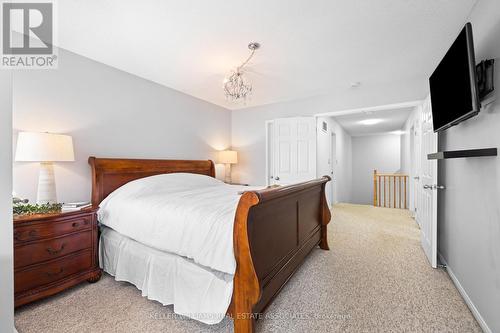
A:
[275,176,280,181]
[413,176,420,180]
[423,184,445,190]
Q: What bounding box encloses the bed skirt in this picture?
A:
[99,226,234,324]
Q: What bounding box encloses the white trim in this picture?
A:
[265,120,274,186]
[314,115,319,179]
[330,130,338,205]
[438,253,492,333]
[350,130,406,137]
[315,100,423,117]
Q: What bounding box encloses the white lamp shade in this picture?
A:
[15,132,75,162]
[218,150,238,164]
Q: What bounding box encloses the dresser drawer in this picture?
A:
[15,250,92,294]
[14,215,92,244]
[15,231,92,269]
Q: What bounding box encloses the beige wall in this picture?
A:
[231,78,425,187]
[437,0,500,331]
[13,48,231,203]
[0,72,14,332]
[351,134,401,205]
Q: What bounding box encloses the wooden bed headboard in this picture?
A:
[88,157,215,207]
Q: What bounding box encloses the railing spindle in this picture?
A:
[393,176,396,208]
[405,176,408,209]
[399,176,402,209]
[378,175,381,207]
[384,176,386,207]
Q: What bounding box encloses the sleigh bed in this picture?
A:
[89,157,331,333]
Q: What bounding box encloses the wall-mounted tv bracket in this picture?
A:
[476,59,494,100]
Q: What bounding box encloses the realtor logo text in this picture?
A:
[1,1,57,69]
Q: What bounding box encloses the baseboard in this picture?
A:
[438,253,491,333]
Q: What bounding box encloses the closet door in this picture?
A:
[273,117,316,185]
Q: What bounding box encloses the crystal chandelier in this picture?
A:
[223,42,260,103]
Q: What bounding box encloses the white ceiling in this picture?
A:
[55,0,477,110]
[333,107,414,136]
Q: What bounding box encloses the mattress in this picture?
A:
[99,226,233,324]
[97,172,261,275]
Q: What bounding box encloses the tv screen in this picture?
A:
[429,23,480,132]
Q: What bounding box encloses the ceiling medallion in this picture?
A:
[223,42,260,103]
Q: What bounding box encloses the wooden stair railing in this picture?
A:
[373,170,408,209]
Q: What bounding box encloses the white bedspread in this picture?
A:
[97,173,258,275]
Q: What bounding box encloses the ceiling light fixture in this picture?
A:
[223,42,260,103]
[359,119,383,125]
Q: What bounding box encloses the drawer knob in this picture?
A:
[45,267,64,277]
[72,222,80,228]
[46,243,66,255]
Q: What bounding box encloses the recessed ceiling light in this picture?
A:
[350,82,361,88]
[359,118,382,125]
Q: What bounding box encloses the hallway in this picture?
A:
[320,204,480,332]
[15,204,480,332]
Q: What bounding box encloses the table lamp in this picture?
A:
[15,132,75,204]
[218,150,238,183]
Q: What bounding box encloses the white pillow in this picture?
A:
[100,173,223,207]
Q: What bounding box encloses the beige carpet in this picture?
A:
[15,204,481,333]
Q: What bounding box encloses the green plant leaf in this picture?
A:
[13,203,62,216]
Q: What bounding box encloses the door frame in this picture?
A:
[314,117,336,207]
[265,120,274,186]
[330,131,337,206]
[314,100,423,207]
[315,100,422,118]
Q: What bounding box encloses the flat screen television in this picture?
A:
[429,23,480,132]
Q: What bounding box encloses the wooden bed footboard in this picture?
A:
[230,177,331,333]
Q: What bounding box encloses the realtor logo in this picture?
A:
[1,1,57,69]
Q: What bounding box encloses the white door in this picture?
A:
[272,117,316,185]
[417,96,438,268]
[410,114,421,222]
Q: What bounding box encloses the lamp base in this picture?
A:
[224,163,232,183]
[37,162,57,204]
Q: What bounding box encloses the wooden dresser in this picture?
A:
[14,207,102,307]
